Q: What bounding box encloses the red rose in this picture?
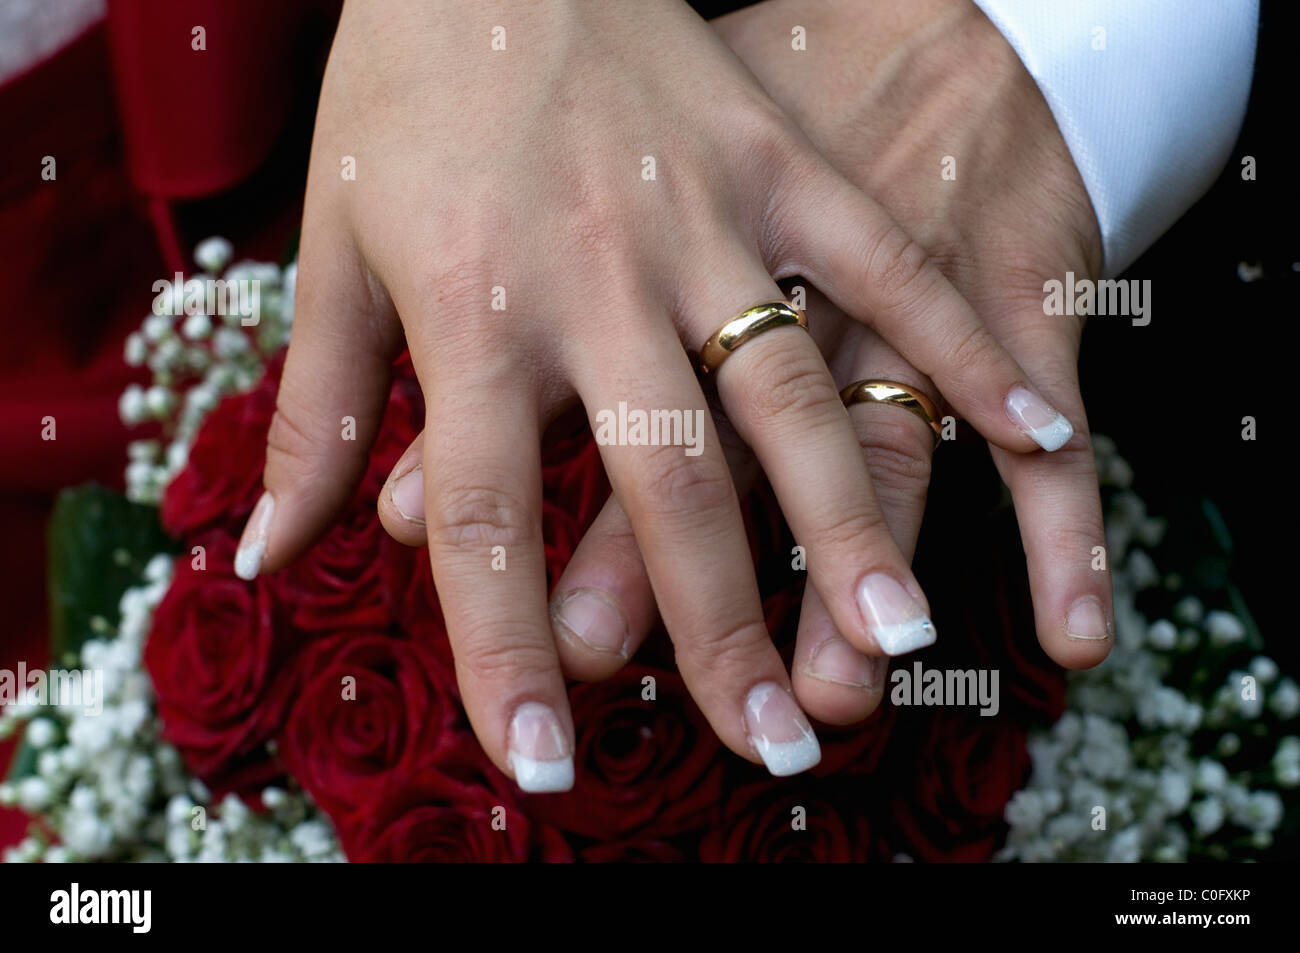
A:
[144,532,301,792]
[540,407,608,530]
[342,757,573,862]
[520,666,723,840]
[888,709,1030,861]
[699,781,875,862]
[541,497,583,592]
[278,502,388,633]
[276,630,460,822]
[379,537,457,678]
[815,701,898,776]
[160,353,281,538]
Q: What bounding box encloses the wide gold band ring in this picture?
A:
[841,379,943,446]
[698,301,808,376]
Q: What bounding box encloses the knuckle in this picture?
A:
[738,346,840,425]
[812,502,891,555]
[684,618,771,671]
[732,100,804,175]
[559,180,639,265]
[864,225,937,310]
[640,444,735,518]
[456,634,556,683]
[265,402,324,474]
[1042,520,1107,565]
[429,482,534,551]
[857,421,933,497]
[946,321,999,374]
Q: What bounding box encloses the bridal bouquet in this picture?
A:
[2,239,1292,862]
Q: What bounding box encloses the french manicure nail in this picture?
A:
[552,588,629,658]
[1066,595,1112,641]
[1006,387,1073,451]
[805,637,879,690]
[507,702,574,793]
[743,682,821,777]
[390,465,425,526]
[856,573,936,655]
[234,492,275,581]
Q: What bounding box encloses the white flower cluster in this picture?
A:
[0,555,342,862]
[118,237,295,505]
[998,435,1294,862]
[2,242,340,862]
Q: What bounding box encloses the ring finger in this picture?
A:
[694,257,937,659]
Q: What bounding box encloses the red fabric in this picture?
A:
[104,1,302,201]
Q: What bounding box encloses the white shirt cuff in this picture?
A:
[971,0,1258,276]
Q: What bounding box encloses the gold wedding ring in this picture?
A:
[841,379,943,446]
[697,301,808,376]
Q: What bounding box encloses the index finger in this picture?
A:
[770,168,1075,454]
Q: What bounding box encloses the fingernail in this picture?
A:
[743,682,821,777]
[1006,387,1073,451]
[234,492,275,581]
[1066,595,1112,641]
[507,702,574,793]
[552,588,629,658]
[856,573,936,655]
[804,637,879,690]
[390,465,425,526]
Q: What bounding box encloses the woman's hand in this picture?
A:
[376,0,1113,730]
[250,0,1074,789]
[535,0,1114,723]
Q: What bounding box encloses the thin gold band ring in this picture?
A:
[697,301,808,376]
[841,379,943,446]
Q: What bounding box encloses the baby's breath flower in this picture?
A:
[1173,596,1204,625]
[142,312,173,343]
[194,236,234,273]
[1250,656,1280,684]
[123,332,147,366]
[1206,610,1246,646]
[1146,619,1177,650]
[118,384,147,425]
[182,312,213,340]
[1191,797,1225,836]
[1269,679,1300,720]
[25,718,57,749]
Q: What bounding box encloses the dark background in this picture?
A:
[1076,0,1293,669]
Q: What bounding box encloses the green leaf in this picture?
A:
[279,226,300,269]
[5,736,36,782]
[46,484,178,662]
[1200,497,1235,556]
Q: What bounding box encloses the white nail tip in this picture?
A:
[233,542,265,581]
[1027,414,1074,452]
[508,753,575,793]
[754,736,822,777]
[873,617,937,656]
[234,493,274,581]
